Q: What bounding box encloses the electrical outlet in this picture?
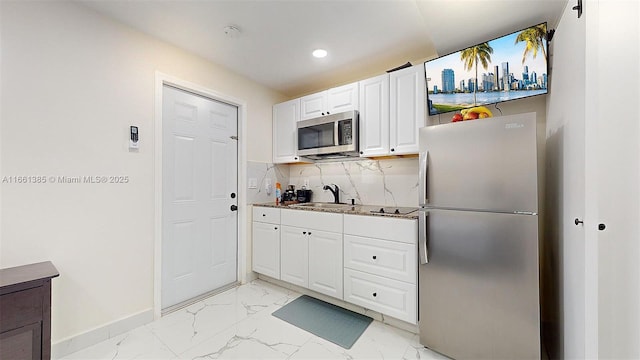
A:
[248,178,257,189]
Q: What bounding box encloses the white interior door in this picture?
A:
[162,84,238,309]
[588,1,640,357]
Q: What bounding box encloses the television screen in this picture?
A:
[425,22,548,118]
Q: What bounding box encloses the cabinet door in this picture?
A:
[0,323,41,360]
[328,82,359,114]
[280,226,309,288]
[273,99,300,163]
[344,268,417,324]
[390,64,425,155]
[358,74,390,157]
[300,91,327,120]
[308,230,343,299]
[252,222,280,279]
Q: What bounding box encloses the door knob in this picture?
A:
[230,192,236,199]
[230,205,238,211]
[575,218,583,225]
[598,223,606,231]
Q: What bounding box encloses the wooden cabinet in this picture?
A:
[358,73,390,157]
[300,82,359,121]
[389,64,426,155]
[272,98,301,164]
[0,261,59,360]
[252,207,281,279]
[343,214,418,324]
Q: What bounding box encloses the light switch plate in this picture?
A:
[248,178,257,189]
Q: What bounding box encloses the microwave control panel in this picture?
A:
[339,120,353,145]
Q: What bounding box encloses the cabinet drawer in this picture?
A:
[344,215,416,244]
[343,268,416,324]
[0,287,43,333]
[344,235,416,284]
[281,209,342,233]
[252,206,280,224]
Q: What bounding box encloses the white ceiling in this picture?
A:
[78,0,569,97]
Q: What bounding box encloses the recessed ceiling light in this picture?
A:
[312,49,328,58]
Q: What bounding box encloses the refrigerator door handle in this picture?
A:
[419,150,428,205]
[418,210,428,264]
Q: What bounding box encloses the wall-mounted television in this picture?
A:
[425,22,548,117]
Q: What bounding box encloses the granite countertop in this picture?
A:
[253,202,419,219]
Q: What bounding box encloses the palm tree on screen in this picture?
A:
[460,42,493,105]
[515,23,548,64]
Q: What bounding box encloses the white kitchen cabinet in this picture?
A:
[358,73,390,157]
[280,225,309,288]
[389,64,426,155]
[343,214,418,324]
[343,268,417,324]
[344,235,416,284]
[308,229,343,299]
[300,82,359,121]
[281,209,344,299]
[252,219,281,279]
[273,98,301,163]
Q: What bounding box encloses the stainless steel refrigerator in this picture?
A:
[418,112,540,359]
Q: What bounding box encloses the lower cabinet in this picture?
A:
[280,209,344,299]
[252,221,281,279]
[343,268,417,324]
[280,226,309,287]
[252,206,418,324]
[308,230,343,299]
[343,214,418,324]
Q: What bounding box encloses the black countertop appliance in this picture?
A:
[296,189,312,203]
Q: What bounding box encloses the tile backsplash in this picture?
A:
[248,158,419,207]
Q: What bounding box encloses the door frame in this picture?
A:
[153,72,248,319]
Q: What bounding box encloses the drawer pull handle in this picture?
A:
[308,232,312,235]
[274,227,278,230]
[262,214,266,217]
[372,255,377,260]
[372,292,377,297]
[303,231,307,235]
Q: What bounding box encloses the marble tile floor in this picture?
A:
[61,279,448,360]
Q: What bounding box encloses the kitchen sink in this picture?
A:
[290,202,355,210]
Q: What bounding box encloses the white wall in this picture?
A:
[0,1,284,344]
[544,1,586,358]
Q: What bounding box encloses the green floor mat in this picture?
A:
[272,295,373,349]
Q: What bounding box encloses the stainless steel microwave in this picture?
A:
[297,110,359,159]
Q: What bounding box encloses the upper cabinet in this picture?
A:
[389,64,426,155]
[300,82,359,120]
[272,66,425,163]
[358,73,390,157]
[359,64,426,157]
[273,98,301,163]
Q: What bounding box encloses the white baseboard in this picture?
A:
[51,308,154,359]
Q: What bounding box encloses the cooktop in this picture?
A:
[369,207,418,215]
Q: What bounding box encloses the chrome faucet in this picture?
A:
[323,184,340,204]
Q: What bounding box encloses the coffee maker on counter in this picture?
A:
[282,185,297,203]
